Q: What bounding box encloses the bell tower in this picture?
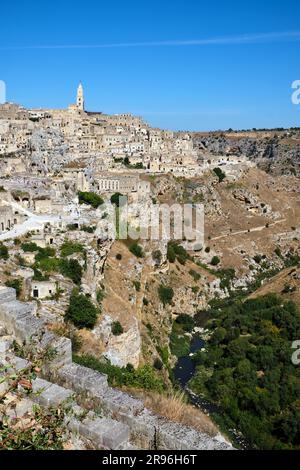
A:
[76,82,84,111]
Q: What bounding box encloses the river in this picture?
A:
[173,333,250,449]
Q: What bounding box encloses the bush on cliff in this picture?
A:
[65,291,98,329]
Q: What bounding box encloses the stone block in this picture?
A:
[99,387,144,416]
[58,363,108,393]
[31,378,74,407]
[79,415,130,449]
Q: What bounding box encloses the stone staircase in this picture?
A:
[0,285,233,450]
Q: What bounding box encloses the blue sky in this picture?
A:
[1,0,300,131]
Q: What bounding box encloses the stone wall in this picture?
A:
[0,285,233,450]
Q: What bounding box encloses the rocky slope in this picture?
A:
[191,129,300,176]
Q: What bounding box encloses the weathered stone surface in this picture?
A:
[0,287,16,304]
[58,362,108,393]
[98,387,144,416]
[31,377,74,407]
[79,414,130,449]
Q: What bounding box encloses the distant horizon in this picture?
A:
[3,96,300,134]
[1,0,300,131]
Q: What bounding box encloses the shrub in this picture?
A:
[21,242,39,252]
[110,192,124,207]
[153,358,163,370]
[96,288,105,304]
[59,258,82,285]
[35,247,56,261]
[210,256,220,266]
[167,242,190,265]
[111,321,124,336]
[152,249,162,264]
[67,223,78,231]
[133,280,141,291]
[175,314,194,332]
[129,242,144,258]
[205,246,211,253]
[274,247,282,257]
[158,285,174,306]
[60,241,85,257]
[189,269,201,281]
[74,355,165,392]
[143,297,149,306]
[5,278,22,298]
[116,253,122,260]
[81,225,96,233]
[0,244,9,260]
[167,244,176,263]
[65,291,98,329]
[213,167,226,183]
[37,257,60,273]
[78,191,104,208]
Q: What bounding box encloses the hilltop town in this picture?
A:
[0,84,300,450]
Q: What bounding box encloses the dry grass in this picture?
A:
[131,389,218,437]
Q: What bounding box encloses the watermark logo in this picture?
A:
[0,80,6,104]
[291,80,300,105]
[96,196,204,250]
[291,340,300,365]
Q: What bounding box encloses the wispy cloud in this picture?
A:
[1,31,300,50]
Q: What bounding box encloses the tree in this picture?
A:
[158,285,174,306]
[211,256,220,266]
[111,321,124,336]
[0,244,8,260]
[213,167,226,183]
[78,191,104,208]
[129,242,144,258]
[65,291,98,329]
[59,259,82,285]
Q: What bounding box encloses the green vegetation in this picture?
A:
[96,288,105,304]
[129,242,144,258]
[78,191,104,208]
[111,321,124,336]
[116,253,122,260]
[59,259,82,285]
[110,192,124,207]
[65,290,98,329]
[133,280,141,292]
[0,244,8,260]
[167,241,190,265]
[189,269,201,281]
[0,406,66,449]
[158,284,174,306]
[213,167,226,183]
[210,256,220,266]
[35,247,56,262]
[152,249,162,265]
[170,322,191,358]
[5,278,22,298]
[189,294,300,450]
[81,225,96,233]
[74,354,164,392]
[153,358,163,370]
[60,240,85,257]
[21,242,39,252]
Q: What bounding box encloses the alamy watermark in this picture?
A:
[0,80,6,104]
[291,80,300,105]
[291,340,300,365]
[97,196,204,251]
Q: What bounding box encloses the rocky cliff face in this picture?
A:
[192,130,300,176]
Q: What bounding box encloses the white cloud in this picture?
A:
[1,31,300,50]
